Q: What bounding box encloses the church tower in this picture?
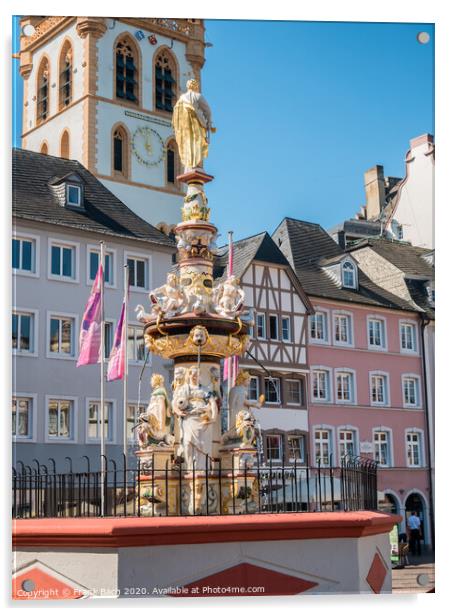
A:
[18,16,206,226]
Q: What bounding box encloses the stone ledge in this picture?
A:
[13,511,401,548]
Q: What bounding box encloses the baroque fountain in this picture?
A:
[134,79,264,516]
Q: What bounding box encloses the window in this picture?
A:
[104,322,113,359]
[87,401,113,442]
[264,377,280,403]
[286,379,302,405]
[312,369,329,402]
[402,376,421,408]
[127,403,146,441]
[60,130,70,159]
[37,57,49,123]
[113,126,129,177]
[339,430,356,458]
[314,430,332,466]
[400,322,417,353]
[336,371,354,403]
[407,432,422,467]
[58,41,72,109]
[166,139,179,185]
[40,142,48,154]
[374,431,391,466]
[12,237,36,274]
[370,373,389,406]
[12,397,33,439]
[310,311,328,343]
[281,316,291,341]
[89,250,113,286]
[48,399,73,440]
[12,311,34,354]
[50,242,76,280]
[248,376,259,401]
[342,261,356,288]
[127,257,147,289]
[334,313,352,345]
[49,315,75,357]
[256,313,266,339]
[115,37,138,102]
[288,435,305,462]
[155,48,177,112]
[128,325,146,362]
[368,318,386,349]
[66,184,81,206]
[265,434,282,461]
[269,315,278,340]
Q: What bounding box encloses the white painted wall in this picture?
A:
[24,104,84,160]
[254,408,308,432]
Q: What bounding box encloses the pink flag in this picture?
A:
[107,301,126,381]
[77,264,103,367]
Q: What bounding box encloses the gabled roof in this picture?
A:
[12,148,175,249]
[272,217,421,313]
[347,237,434,278]
[214,231,313,312]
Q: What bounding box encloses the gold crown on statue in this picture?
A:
[187,78,200,92]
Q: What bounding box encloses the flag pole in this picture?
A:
[123,264,129,459]
[100,240,106,516]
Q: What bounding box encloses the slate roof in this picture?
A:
[12,148,175,249]
[272,217,422,313]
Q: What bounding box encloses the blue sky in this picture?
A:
[12,18,434,241]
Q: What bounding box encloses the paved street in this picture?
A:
[392,552,435,593]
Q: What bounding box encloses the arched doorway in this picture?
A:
[405,492,427,548]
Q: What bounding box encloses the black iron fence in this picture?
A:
[12,454,377,519]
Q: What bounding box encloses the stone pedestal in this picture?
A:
[219,446,259,514]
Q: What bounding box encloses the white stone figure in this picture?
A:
[221,409,257,448]
[173,366,218,470]
[185,286,212,315]
[228,370,264,430]
[213,275,245,318]
[137,374,173,448]
[135,304,154,323]
[149,273,185,317]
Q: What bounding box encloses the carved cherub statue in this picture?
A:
[149,273,185,317]
[228,370,265,430]
[136,374,174,448]
[213,275,245,318]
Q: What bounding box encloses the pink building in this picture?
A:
[273,218,432,547]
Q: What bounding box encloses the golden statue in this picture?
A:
[172,79,215,171]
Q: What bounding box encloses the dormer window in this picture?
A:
[342,261,356,289]
[66,184,82,207]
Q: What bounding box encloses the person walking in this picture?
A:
[407,511,422,556]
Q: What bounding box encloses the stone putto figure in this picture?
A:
[149,273,185,317]
[172,78,215,170]
[228,370,265,430]
[136,374,174,448]
[213,275,245,318]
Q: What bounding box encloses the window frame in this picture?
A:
[86,399,116,444]
[48,238,79,283]
[66,183,82,207]
[311,367,332,403]
[309,309,329,344]
[313,426,334,467]
[373,428,393,468]
[367,315,387,351]
[86,245,117,289]
[286,379,302,406]
[44,395,78,443]
[264,377,281,404]
[288,434,306,463]
[125,251,150,291]
[265,433,282,463]
[332,310,354,347]
[338,427,358,460]
[401,374,422,409]
[248,376,259,401]
[405,429,424,468]
[399,320,418,354]
[369,371,391,407]
[127,323,148,365]
[12,393,37,442]
[127,401,147,443]
[114,35,140,105]
[46,311,78,360]
[12,308,39,357]
[256,312,266,339]
[281,316,291,342]
[335,368,356,405]
[12,232,40,278]
[269,314,279,341]
[341,260,357,289]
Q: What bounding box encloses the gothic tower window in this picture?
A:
[115,36,139,103]
[60,130,70,159]
[154,48,177,112]
[36,57,50,124]
[166,139,180,187]
[40,142,48,155]
[59,41,73,110]
[112,125,129,178]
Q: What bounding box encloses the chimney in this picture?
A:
[364,165,386,220]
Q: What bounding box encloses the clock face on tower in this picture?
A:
[132,126,165,167]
